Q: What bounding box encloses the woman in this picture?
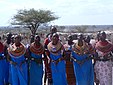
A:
[3,33,13,85]
[47,33,67,85]
[8,35,28,85]
[64,35,76,85]
[94,31,113,85]
[72,34,94,85]
[28,35,45,85]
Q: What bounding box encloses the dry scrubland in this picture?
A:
[0,25,113,44]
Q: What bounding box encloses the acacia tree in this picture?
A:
[11,8,58,35]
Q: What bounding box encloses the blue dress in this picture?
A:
[4,57,9,84]
[0,53,5,85]
[72,51,94,85]
[9,54,28,85]
[50,53,67,85]
[30,52,43,85]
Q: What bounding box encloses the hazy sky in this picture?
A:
[0,0,113,26]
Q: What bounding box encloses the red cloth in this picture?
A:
[0,42,4,53]
[44,38,52,83]
[44,38,50,46]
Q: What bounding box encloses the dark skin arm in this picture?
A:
[93,51,98,65]
[111,48,113,53]
[24,48,31,61]
[43,49,53,84]
[110,48,113,61]
[4,45,17,66]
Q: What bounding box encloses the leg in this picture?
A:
[94,72,99,85]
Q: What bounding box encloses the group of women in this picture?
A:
[0,27,113,85]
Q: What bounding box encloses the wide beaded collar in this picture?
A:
[8,43,26,57]
[95,40,113,53]
[48,41,63,55]
[29,42,44,55]
[72,41,89,55]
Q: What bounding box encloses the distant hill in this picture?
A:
[57,25,113,32]
[0,25,113,33]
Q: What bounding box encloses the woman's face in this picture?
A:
[100,32,106,41]
[14,36,21,44]
[11,37,14,43]
[78,36,84,46]
[85,36,90,43]
[34,36,40,43]
[52,34,59,45]
[50,27,57,34]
